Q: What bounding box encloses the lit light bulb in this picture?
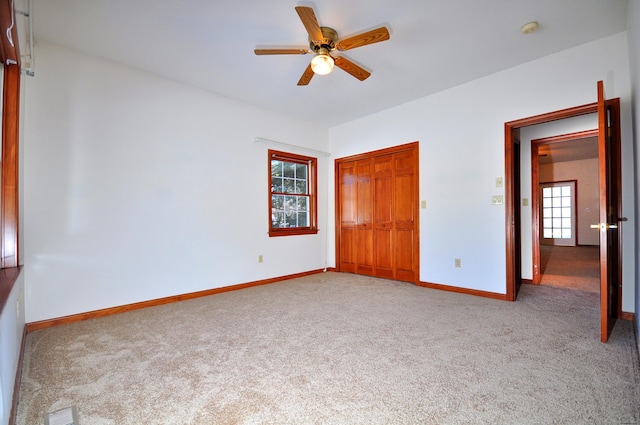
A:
[310,48,334,75]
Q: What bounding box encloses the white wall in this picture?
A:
[0,273,25,425]
[627,1,640,345]
[538,158,599,246]
[22,42,331,323]
[328,32,635,309]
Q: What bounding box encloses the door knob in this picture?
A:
[590,223,618,231]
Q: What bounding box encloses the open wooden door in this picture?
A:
[595,80,621,343]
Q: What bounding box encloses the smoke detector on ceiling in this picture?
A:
[521,21,539,35]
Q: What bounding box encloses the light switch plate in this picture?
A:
[522,198,529,206]
[495,177,503,188]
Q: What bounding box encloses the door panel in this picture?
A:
[339,162,357,272]
[394,150,417,282]
[596,80,620,343]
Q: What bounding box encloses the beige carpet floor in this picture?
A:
[15,272,640,424]
[540,245,600,293]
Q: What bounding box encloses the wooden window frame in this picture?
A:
[268,149,318,237]
[0,0,21,315]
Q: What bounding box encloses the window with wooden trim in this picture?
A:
[268,149,318,237]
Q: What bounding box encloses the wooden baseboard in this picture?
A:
[26,269,326,332]
[10,325,27,425]
[417,281,509,301]
[619,311,634,321]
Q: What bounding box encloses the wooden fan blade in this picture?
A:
[254,48,310,55]
[297,63,315,86]
[334,56,371,81]
[295,6,323,44]
[336,27,390,51]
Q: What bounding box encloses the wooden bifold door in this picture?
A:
[335,142,419,283]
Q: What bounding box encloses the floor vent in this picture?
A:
[45,406,79,425]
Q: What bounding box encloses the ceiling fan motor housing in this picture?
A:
[310,27,338,52]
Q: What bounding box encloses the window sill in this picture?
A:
[269,228,319,237]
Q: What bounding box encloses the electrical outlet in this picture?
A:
[492,195,503,205]
[421,200,427,209]
[455,258,461,268]
[258,255,263,263]
[522,198,529,206]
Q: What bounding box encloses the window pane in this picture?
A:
[283,177,295,193]
[561,228,572,238]
[543,218,552,228]
[297,196,308,211]
[552,187,562,197]
[272,178,283,193]
[552,197,561,207]
[295,179,307,194]
[562,218,572,228]
[296,163,307,179]
[297,212,309,227]
[542,187,552,197]
[561,186,570,196]
[283,162,295,178]
[543,229,552,238]
[543,208,552,218]
[562,207,571,217]
[271,160,282,177]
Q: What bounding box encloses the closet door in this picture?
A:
[394,149,417,282]
[336,142,419,284]
[355,159,374,276]
[338,161,357,273]
[373,154,394,279]
[338,159,374,275]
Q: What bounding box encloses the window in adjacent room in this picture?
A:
[269,149,318,237]
[540,181,576,246]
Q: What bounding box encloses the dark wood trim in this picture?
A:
[417,280,509,301]
[335,141,419,163]
[0,265,20,314]
[506,102,597,128]
[2,64,20,268]
[9,325,27,425]
[504,124,516,300]
[0,0,20,66]
[619,311,634,321]
[26,269,326,331]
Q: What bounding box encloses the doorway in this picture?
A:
[531,129,600,286]
[504,82,623,342]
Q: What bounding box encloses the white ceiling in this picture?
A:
[29,0,629,127]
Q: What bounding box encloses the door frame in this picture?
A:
[505,102,598,300]
[505,101,622,311]
[531,129,598,284]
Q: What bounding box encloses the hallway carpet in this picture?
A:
[540,245,599,293]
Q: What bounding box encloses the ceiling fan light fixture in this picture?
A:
[311,47,334,75]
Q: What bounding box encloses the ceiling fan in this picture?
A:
[254,6,390,86]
